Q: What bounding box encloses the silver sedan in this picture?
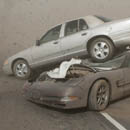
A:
[3,15,130,79]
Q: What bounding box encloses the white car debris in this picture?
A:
[47,58,82,79]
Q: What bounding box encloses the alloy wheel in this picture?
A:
[15,63,28,77]
[93,42,110,60]
[96,84,108,106]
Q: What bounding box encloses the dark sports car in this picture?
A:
[23,51,130,111]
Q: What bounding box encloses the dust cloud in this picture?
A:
[0,0,130,69]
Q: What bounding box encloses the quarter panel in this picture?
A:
[108,19,130,47]
[81,69,125,106]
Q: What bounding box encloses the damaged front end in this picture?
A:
[38,58,96,81]
[38,64,95,82]
[23,59,96,109]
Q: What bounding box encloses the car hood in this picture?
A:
[8,46,33,63]
[46,58,115,80]
[38,58,112,81]
[12,47,33,58]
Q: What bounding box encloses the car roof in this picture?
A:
[48,15,105,30]
[83,15,104,28]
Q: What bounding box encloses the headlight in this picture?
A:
[4,60,8,65]
[60,96,79,102]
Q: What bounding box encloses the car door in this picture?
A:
[123,56,130,96]
[60,19,89,59]
[31,25,63,67]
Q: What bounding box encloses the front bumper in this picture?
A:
[28,96,82,109]
[3,64,13,75]
[23,81,86,109]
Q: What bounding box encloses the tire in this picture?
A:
[13,59,31,80]
[88,80,110,111]
[89,37,114,62]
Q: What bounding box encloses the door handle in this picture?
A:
[53,41,58,44]
[81,33,87,36]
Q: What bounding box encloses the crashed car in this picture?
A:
[23,51,130,111]
[3,15,130,79]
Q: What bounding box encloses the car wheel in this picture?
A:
[89,38,114,62]
[88,80,110,111]
[13,59,31,80]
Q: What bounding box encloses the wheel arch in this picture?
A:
[87,77,112,106]
[87,35,115,54]
[11,58,29,72]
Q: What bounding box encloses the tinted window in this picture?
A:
[79,19,88,31]
[65,20,78,36]
[40,25,61,43]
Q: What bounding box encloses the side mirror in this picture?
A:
[82,25,87,30]
[36,40,40,46]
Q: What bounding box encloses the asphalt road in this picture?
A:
[0,69,130,130]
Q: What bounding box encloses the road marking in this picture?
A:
[101,112,127,130]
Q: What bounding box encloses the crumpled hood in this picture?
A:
[47,58,82,79]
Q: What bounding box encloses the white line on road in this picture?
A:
[101,112,127,130]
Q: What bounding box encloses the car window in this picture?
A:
[40,25,61,44]
[65,20,78,36]
[79,19,88,31]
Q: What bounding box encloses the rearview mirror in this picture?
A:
[36,40,40,46]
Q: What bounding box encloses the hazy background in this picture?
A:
[0,0,130,68]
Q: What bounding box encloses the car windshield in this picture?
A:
[90,55,126,69]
